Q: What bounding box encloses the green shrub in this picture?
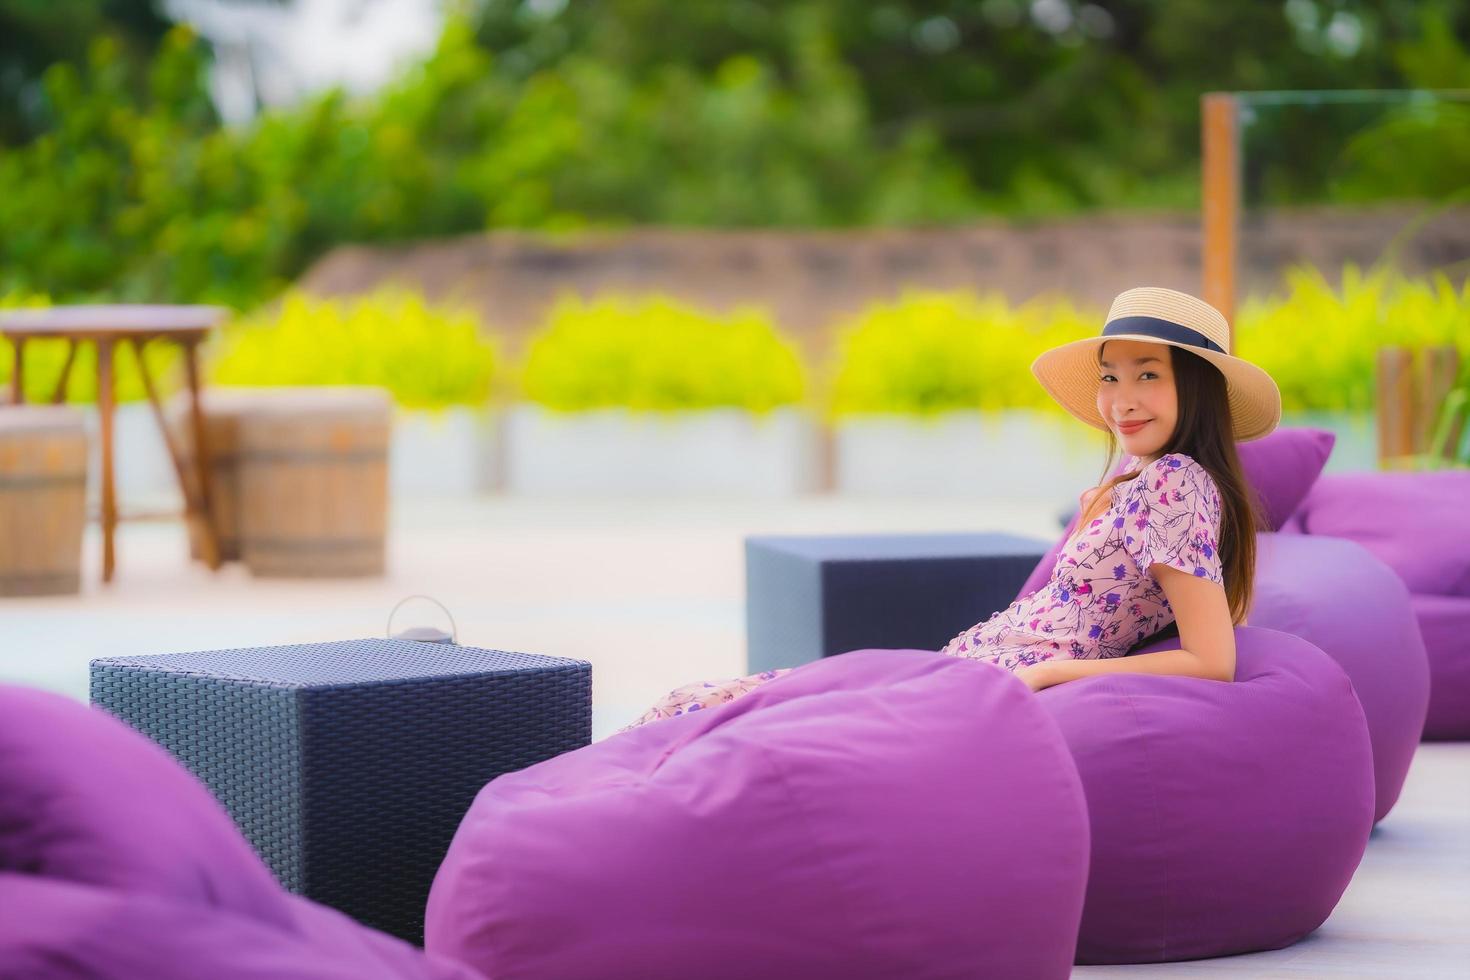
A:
[208,289,496,409]
[519,296,804,412]
[1237,265,1470,412]
[12,268,1463,418]
[828,291,1097,416]
[830,271,1468,418]
[0,290,49,308]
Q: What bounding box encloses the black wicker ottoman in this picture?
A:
[745,532,1050,673]
[90,638,592,945]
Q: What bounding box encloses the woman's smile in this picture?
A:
[1117,419,1152,435]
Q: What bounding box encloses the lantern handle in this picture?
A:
[386,594,459,644]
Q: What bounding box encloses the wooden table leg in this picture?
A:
[97,339,118,583]
[131,338,219,568]
[52,339,78,404]
[9,337,24,404]
[183,341,221,570]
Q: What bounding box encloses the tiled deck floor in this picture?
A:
[2,496,1465,978]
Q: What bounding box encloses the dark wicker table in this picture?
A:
[90,638,592,945]
[745,532,1049,673]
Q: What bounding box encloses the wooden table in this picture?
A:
[0,305,228,582]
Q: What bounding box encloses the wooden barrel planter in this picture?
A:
[236,388,392,578]
[0,406,88,596]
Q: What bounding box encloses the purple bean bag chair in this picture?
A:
[1016,431,1428,822]
[0,685,481,980]
[1038,627,1375,964]
[1282,470,1470,741]
[1414,593,1470,740]
[1252,532,1430,821]
[426,649,1091,980]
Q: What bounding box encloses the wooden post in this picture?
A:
[1376,346,1416,467]
[97,339,118,582]
[183,340,222,570]
[10,337,24,404]
[51,340,78,404]
[1418,345,1461,457]
[130,337,220,569]
[1201,93,1241,331]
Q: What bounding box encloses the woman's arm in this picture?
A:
[1020,564,1237,691]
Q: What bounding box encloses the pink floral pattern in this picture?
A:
[941,452,1223,670]
[623,453,1223,731]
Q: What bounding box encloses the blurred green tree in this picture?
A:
[0,0,171,143]
[1,0,1467,308]
[470,0,1470,211]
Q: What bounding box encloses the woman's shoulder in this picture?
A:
[1138,452,1210,480]
[1125,452,1219,501]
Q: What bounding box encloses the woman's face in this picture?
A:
[1096,339,1177,463]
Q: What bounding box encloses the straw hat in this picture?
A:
[1030,286,1281,443]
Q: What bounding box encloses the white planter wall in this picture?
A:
[85,402,1380,507]
[836,410,1381,505]
[390,408,498,497]
[835,410,1110,506]
[505,405,819,497]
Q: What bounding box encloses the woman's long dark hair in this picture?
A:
[1078,343,1267,626]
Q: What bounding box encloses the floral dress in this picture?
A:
[621,453,1224,731]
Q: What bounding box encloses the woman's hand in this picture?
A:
[1014,661,1058,693]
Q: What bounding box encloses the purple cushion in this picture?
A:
[1040,628,1374,964]
[1015,429,1334,602]
[0,874,481,980]
[1291,470,1470,598]
[0,686,483,979]
[1251,533,1431,821]
[426,649,1091,979]
[1235,426,1336,530]
[0,686,289,925]
[1414,592,1470,740]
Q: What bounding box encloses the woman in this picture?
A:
[622,286,1280,730]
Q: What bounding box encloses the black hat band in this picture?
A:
[1102,315,1226,355]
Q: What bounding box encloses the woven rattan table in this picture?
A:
[90,638,593,945]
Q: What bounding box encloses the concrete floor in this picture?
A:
[2,497,1466,978]
[0,495,1068,735]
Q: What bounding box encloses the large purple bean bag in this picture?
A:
[0,685,481,980]
[426,649,1091,980]
[1284,470,1470,741]
[1252,532,1430,821]
[0,875,482,980]
[1413,593,1470,739]
[1014,440,1428,822]
[1039,627,1375,964]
